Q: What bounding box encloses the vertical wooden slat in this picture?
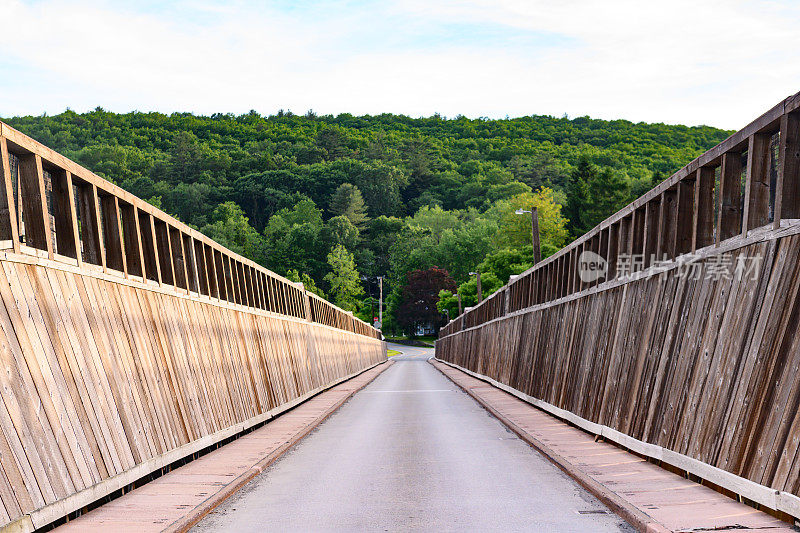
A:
[100,194,124,273]
[90,184,106,270]
[617,216,631,279]
[214,249,227,301]
[632,207,645,271]
[206,245,220,299]
[676,179,694,256]
[660,188,678,260]
[607,222,619,279]
[774,111,800,227]
[65,172,80,266]
[120,203,143,278]
[693,167,715,251]
[149,216,163,285]
[742,133,772,234]
[18,154,52,256]
[154,221,174,286]
[50,169,78,260]
[643,199,660,268]
[0,138,19,251]
[77,182,102,266]
[193,239,208,296]
[717,152,742,244]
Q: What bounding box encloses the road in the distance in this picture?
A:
[193,343,632,532]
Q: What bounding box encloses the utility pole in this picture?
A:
[378,276,384,328]
[470,271,482,303]
[516,207,541,264]
[531,207,541,264]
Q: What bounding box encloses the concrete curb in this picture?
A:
[430,360,670,533]
[164,360,393,533]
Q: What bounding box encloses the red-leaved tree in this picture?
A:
[396,267,456,336]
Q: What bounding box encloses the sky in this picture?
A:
[1,0,799,129]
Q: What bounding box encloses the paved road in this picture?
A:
[194,343,632,532]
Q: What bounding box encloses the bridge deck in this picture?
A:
[432,360,795,533]
[192,345,631,532]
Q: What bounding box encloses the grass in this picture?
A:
[385,335,436,347]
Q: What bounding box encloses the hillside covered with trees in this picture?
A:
[2,109,730,334]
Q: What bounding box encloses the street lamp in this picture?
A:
[469,271,482,303]
[515,207,541,264]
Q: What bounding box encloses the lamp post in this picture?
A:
[377,276,384,328]
[515,207,541,264]
[469,271,482,303]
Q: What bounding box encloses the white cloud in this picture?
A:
[0,0,798,129]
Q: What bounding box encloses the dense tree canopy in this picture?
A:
[2,108,730,335]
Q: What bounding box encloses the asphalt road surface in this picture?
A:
[193,343,632,532]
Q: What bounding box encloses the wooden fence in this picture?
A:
[437,91,800,519]
[0,122,386,531]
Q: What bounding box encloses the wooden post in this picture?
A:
[742,133,771,234]
[19,154,52,256]
[65,172,80,265]
[0,139,20,252]
[100,194,125,273]
[643,198,660,268]
[616,216,631,279]
[476,270,482,303]
[121,203,143,277]
[90,184,106,270]
[78,182,103,266]
[149,216,163,285]
[607,223,619,279]
[675,179,694,256]
[774,111,800,228]
[632,207,645,271]
[51,169,78,260]
[660,188,678,260]
[457,291,462,315]
[717,152,742,244]
[693,167,715,251]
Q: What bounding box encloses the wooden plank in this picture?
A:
[742,133,772,233]
[77,181,102,266]
[774,111,800,225]
[676,179,694,255]
[717,152,743,244]
[120,202,143,278]
[631,207,645,271]
[50,169,78,260]
[0,138,19,252]
[660,188,678,260]
[693,167,715,251]
[100,194,124,273]
[18,154,52,256]
[643,199,660,267]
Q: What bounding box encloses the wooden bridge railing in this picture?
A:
[441,90,800,337]
[0,123,385,532]
[0,122,379,340]
[437,91,800,521]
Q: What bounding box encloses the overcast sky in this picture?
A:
[1,0,799,129]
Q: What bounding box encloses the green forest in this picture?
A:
[2,109,730,335]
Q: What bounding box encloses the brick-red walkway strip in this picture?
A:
[432,360,794,533]
[54,361,392,533]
